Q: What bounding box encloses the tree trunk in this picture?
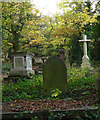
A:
[12,33,20,52]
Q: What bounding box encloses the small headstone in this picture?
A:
[59,49,65,62]
[34,57,43,64]
[65,49,70,68]
[41,56,48,63]
[42,55,67,94]
[8,52,35,77]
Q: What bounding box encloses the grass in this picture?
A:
[2,67,98,102]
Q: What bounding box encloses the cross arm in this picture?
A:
[79,39,91,42]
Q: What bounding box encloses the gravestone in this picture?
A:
[59,49,70,68]
[41,56,48,63]
[65,49,70,68]
[42,55,67,93]
[34,57,43,64]
[79,35,91,68]
[33,56,49,74]
[59,49,66,62]
[8,52,35,77]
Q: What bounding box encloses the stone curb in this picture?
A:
[1,107,99,120]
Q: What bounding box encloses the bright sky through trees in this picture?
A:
[32,0,61,16]
[32,0,98,16]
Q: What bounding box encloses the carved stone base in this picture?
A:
[8,69,35,77]
[81,55,91,69]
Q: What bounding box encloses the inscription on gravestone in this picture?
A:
[42,55,67,93]
[14,57,24,69]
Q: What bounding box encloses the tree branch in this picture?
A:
[5,28,12,33]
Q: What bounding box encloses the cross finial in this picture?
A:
[79,35,91,42]
[79,35,91,56]
[83,35,87,41]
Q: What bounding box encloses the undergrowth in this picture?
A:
[2,67,98,102]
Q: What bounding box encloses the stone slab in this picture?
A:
[81,56,91,68]
[8,69,34,77]
[1,107,99,120]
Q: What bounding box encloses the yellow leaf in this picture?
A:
[11,104,13,107]
[8,43,13,46]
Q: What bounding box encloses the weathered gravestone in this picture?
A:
[8,52,35,77]
[42,55,67,94]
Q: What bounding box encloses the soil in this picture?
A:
[2,93,98,113]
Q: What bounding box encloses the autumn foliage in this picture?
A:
[2,1,100,63]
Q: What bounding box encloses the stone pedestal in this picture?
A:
[81,55,91,68]
[8,52,35,77]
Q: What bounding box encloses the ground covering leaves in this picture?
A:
[2,67,99,113]
[2,98,98,113]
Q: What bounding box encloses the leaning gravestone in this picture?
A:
[42,55,67,94]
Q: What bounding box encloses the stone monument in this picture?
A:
[8,52,35,77]
[79,35,91,68]
[42,55,67,94]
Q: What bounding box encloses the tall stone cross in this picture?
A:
[79,35,91,68]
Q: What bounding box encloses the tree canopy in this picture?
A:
[2,1,99,65]
[2,2,45,58]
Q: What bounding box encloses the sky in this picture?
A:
[31,0,98,16]
[32,0,61,16]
